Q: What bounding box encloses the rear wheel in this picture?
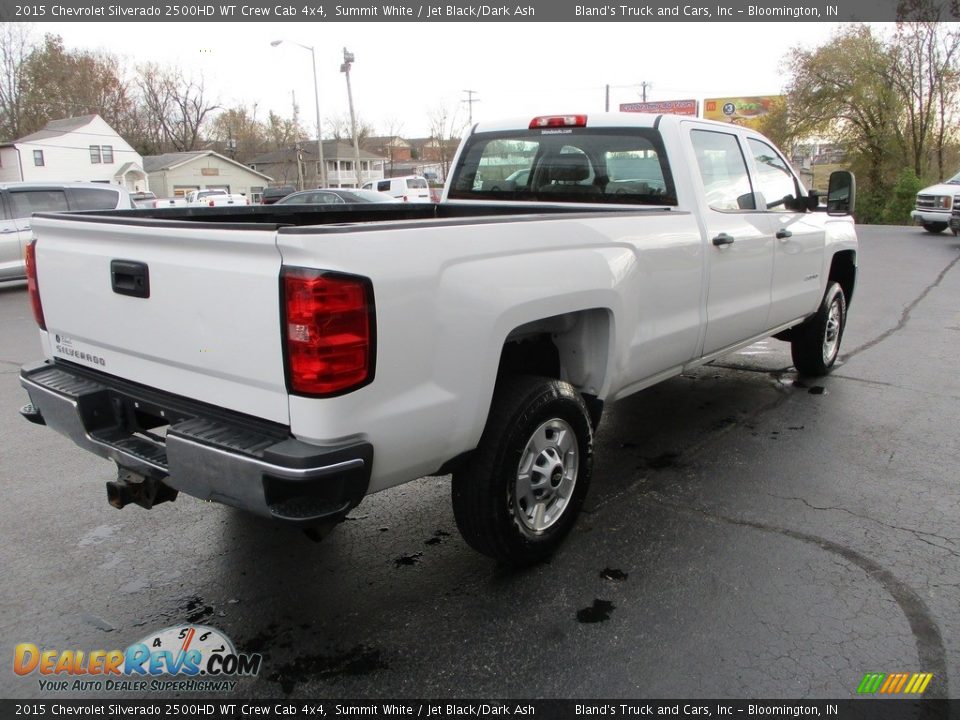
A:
[452,376,593,566]
[922,222,947,234]
[791,282,846,377]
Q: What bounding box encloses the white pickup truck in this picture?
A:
[185,188,249,207]
[19,113,858,565]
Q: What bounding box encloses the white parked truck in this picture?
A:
[19,113,858,565]
[185,188,249,207]
[910,170,960,234]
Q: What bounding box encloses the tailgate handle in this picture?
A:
[111,260,150,299]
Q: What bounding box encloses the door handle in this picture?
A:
[712,233,734,247]
[776,228,793,239]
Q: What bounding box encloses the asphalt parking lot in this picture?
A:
[1,224,958,700]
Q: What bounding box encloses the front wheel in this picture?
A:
[452,376,593,566]
[922,222,947,234]
[791,282,847,376]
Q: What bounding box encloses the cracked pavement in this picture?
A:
[1,224,958,700]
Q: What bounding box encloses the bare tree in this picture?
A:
[327,112,373,143]
[889,20,960,178]
[208,105,270,164]
[427,101,466,179]
[0,22,33,140]
[135,63,219,153]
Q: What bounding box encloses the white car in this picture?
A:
[910,171,960,233]
[0,182,132,282]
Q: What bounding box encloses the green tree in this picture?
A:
[19,34,134,138]
[784,25,902,213]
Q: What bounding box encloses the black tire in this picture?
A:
[452,376,593,566]
[791,282,847,377]
[922,222,947,234]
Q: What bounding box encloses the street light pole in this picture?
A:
[271,39,327,188]
[340,48,363,188]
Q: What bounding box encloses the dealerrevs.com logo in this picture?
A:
[14,624,262,692]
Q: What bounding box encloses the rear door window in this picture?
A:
[10,190,69,218]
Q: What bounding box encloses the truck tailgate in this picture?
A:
[32,216,289,425]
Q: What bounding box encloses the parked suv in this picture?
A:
[0,182,133,281]
[260,186,295,205]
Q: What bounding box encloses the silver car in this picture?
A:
[0,182,133,281]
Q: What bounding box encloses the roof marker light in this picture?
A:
[529,115,587,129]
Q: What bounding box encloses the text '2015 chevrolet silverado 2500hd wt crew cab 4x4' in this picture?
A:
[19,113,858,565]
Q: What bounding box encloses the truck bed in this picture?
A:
[44,201,675,229]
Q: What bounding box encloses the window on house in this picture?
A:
[342,161,353,171]
[102,146,114,164]
[33,150,44,167]
[90,146,102,164]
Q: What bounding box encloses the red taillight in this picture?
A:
[208,200,215,207]
[282,269,375,396]
[24,240,46,330]
[529,115,587,129]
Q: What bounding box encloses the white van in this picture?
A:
[0,182,133,281]
[363,175,433,203]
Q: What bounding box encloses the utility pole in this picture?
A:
[271,39,327,187]
[640,81,651,102]
[341,47,363,188]
[605,84,610,112]
[462,89,479,125]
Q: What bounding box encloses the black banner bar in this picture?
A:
[0,699,956,720]
[0,0,958,22]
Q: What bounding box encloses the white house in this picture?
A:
[0,114,148,190]
[249,141,387,189]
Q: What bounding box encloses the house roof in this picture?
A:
[143,150,273,180]
[250,141,386,166]
[407,136,461,150]
[14,114,101,143]
[113,161,145,178]
[143,152,208,173]
[364,135,411,148]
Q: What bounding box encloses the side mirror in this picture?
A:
[827,170,856,216]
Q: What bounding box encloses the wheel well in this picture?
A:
[829,250,857,308]
[496,309,611,392]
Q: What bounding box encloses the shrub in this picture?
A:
[883,169,922,225]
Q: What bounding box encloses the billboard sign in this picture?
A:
[620,99,698,116]
[702,96,783,128]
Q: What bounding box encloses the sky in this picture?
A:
[30,21,894,138]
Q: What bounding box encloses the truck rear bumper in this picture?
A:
[19,361,372,525]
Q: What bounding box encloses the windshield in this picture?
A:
[448,127,676,206]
